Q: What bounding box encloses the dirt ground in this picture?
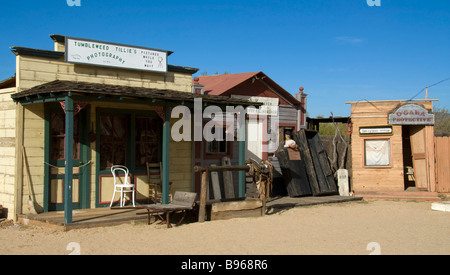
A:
[0,200,449,255]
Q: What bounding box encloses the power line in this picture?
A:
[409,77,450,101]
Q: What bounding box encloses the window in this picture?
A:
[364,139,391,167]
[206,126,228,154]
[99,115,127,169]
[135,116,161,168]
[50,112,80,160]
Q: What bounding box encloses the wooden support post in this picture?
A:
[64,95,74,225]
[260,180,266,217]
[162,106,171,205]
[198,169,209,223]
[238,113,247,198]
[238,140,245,198]
[194,165,250,173]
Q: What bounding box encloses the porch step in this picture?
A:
[355,191,442,202]
[17,208,149,231]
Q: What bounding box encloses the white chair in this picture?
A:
[110,165,135,207]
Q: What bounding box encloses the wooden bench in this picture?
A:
[113,191,197,228]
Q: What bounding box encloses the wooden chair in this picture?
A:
[146,162,172,202]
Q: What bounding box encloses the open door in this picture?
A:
[409,126,429,191]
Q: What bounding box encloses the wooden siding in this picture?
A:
[279,105,298,126]
[0,88,17,219]
[350,101,435,193]
[16,55,193,93]
[435,136,450,193]
[11,49,194,214]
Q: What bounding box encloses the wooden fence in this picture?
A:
[435,136,450,193]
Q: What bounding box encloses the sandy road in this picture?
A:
[0,200,449,255]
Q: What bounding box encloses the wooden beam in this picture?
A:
[64,95,74,224]
[162,105,171,204]
[238,115,246,198]
[14,104,24,221]
[194,165,250,173]
[198,170,209,223]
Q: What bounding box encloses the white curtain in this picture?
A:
[365,139,390,166]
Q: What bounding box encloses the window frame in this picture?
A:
[362,137,393,168]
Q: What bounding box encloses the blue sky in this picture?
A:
[0,0,449,117]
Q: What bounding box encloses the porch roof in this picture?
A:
[11,80,263,107]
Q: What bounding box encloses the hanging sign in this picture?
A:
[359,125,393,137]
[231,95,279,116]
[388,104,435,125]
[65,36,169,73]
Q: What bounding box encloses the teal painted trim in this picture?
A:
[18,96,67,106]
[238,115,247,198]
[64,96,74,224]
[43,107,51,213]
[79,107,91,209]
[94,109,101,208]
[161,106,170,204]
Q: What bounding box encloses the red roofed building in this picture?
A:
[191,72,307,197]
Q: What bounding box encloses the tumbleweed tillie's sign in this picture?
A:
[65,36,169,73]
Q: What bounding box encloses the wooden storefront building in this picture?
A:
[348,99,441,201]
[0,34,256,222]
[192,72,307,197]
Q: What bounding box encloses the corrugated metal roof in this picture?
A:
[195,72,261,95]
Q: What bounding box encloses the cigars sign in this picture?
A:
[388,104,435,125]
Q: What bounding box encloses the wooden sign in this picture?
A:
[65,36,169,73]
[287,148,301,160]
[388,104,435,125]
[359,125,393,137]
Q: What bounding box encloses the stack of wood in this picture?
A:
[276,129,338,198]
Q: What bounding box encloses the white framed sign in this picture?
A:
[231,95,279,116]
[65,36,169,73]
[359,125,393,136]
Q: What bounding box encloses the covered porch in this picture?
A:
[16,194,363,231]
[12,80,258,224]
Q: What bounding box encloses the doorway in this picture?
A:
[95,109,162,207]
[45,104,91,211]
[402,126,414,189]
[402,125,429,191]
